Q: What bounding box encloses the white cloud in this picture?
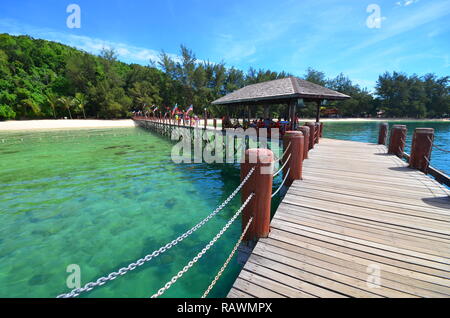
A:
[348,1,450,52]
[396,0,420,7]
[0,18,186,66]
[210,1,312,64]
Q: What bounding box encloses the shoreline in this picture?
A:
[0,117,448,132]
[313,118,449,123]
[0,119,136,132]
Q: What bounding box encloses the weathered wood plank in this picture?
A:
[229,138,450,298]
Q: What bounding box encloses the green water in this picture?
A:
[0,127,284,298]
[322,121,449,175]
[2,121,446,298]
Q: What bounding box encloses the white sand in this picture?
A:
[1,118,447,132]
[0,119,136,131]
[312,118,449,122]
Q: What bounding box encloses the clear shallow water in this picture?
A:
[322,121,449,175]
[3,121,446,298]
[0,127,283,298]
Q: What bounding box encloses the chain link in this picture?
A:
[272,168,291,198]
[274,142,291,163]
[273,153,292,177]
[56,167,256,298]
[150,193,255,298]
[428,136,450,153]
[201,217,253,298]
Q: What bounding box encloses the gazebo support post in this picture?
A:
[315,100,321,123]
[288,100,297,130]
[263,105,270,119]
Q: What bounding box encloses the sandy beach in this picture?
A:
[0,119,136,131]
[0,118,448,132]
[313,118,449,123]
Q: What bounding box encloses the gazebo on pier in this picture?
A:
[212,76,350,126]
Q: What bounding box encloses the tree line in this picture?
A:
[0,33,448,121]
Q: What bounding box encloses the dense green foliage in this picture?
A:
[0,104,15,120]
[0,33,448,120]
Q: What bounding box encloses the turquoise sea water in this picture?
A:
[0,127,283,298]
[322,121,449,175]
[0,121,447,298]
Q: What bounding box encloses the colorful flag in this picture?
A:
[186,105,193,115]
[171,104,178,116]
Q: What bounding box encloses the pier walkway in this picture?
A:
[228,138,450,298]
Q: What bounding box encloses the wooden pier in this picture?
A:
[133,117,449,298]
[228,138,450,298]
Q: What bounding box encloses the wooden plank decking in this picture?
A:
[228,138,450,298]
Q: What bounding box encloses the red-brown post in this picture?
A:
[241,149,274,241]
[213,118,217,130]
[298,126,310,159]
[409,128,434,173]
[388,125,407,158]
[314,122,320,144]
[319,122,324,138]
[378,123,388,145]
[305,122,315,150]
[283,131,304,186]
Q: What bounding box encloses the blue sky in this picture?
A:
[0,0,449,91]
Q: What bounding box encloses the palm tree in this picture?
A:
[21,98,41,118]
[58,97,73,119]
[46,92,58,119]
[73,93,88,119]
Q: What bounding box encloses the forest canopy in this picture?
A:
[0,33,448,120]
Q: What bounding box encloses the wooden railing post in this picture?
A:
[378,123,388,145]
[319,122,324,138]
[314,122,320,144]
[241,149,274,241]
[213,118,217,130]
[409,128,434,173]
[283,131,304,186]
[388,125,407,158]
[305,122,315,150]
[298,126,310,159]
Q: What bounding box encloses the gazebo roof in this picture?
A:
[212,76,350,105]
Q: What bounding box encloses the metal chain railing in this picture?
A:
[201,216,253,298]
[56,167,256,298]
[398,138,406,155]
[272,168,291,198]
[273,142,291,163]
[273,153,291,177]
[150,193,255,298]
[428,136,450,153]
